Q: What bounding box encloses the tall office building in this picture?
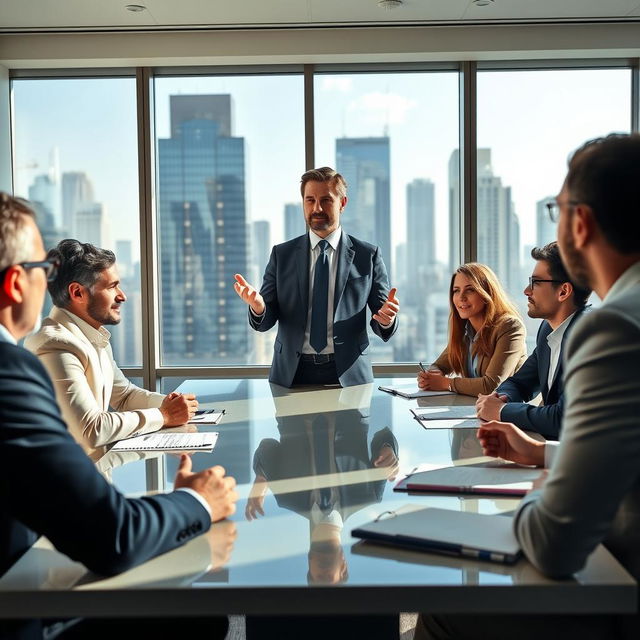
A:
[252,220,271,276]
[284,202,305,240]
[335,136,392,280]
[75,203,106,248]
[158,94,248,364]
[406,178,436,305]
[116,239,133,278]
[536,196,557,248]
[448,150,461,274]
[62,171,94,238]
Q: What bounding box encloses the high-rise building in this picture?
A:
[448,150,461,274]
[536,196,557,248]
[75,203,106,248]
[158,94,248,364]
[116,239,133,278]
[62,172,94,238]
[284,202,305,240]
[335,136,391,279]
[252,220,271,276]
[406,178,435,305]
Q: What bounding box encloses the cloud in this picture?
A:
[347,92,417,125]
[320,77,353,93]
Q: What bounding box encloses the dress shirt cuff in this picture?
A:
[249,307,266,321]
[377,316,396,329]
[136,408,165,432]
[176,488,212,518]
[544,441,560,468]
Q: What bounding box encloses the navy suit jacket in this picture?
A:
[0,337,210,578]
[249,231,397,388]
[497,308,587,438]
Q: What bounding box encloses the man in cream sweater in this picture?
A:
[26,239,198,452]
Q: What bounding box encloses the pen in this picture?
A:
[418,361,427,373]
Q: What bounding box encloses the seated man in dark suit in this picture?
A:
[234,166,399,388]
[0,193,237,639]
[476,241,591,438]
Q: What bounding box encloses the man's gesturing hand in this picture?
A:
[175,455,238,522]
[373,287,399,327]
[476,421,545,467]
[234,273,265,315]
[160,392,198,427]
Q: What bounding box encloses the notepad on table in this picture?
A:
[351,505,521,564]
[111,432,219,452]
[394,461,540,495]
[188,409,225,425]
[378,384,455,399]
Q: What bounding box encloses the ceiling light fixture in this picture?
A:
[472,0,495,6]
[377,0,403,10]
[125,4,147,12]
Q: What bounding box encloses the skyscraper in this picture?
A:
[252,220,271,277]
[158,94,248,364]
[448,150,461,275]
[406,178,435,305]
[284,202,305,240]
[335,136,392,280]
[62,171,94,238]
[536,196,557,248]
[75,203,106,248]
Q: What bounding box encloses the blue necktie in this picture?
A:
[310,240,329,353]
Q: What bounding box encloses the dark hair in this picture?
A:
[566,133,640,254]
[530,241,591,308]
[47,239,116,308]
[300,167,347,199]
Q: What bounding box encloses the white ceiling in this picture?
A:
[1,0,640,31]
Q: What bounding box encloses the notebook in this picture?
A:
[394,461,540,495]
[111,432,219,452]
[351,506,521,564]
[378,385,455,399]
[188,409,225,425]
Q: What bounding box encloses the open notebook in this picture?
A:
[111,432,219,452]
[352,505,521,564]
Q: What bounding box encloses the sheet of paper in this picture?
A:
[188,410,224,425]
[410,406,477,420]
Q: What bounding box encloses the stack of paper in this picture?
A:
[111,432,219,452]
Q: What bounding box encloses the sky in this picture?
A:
[11,68,632,271]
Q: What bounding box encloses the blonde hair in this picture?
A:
[446,263,521,376]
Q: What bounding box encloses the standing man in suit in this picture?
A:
[234,166,399,387]
[0,193,237,638]
[25,239,198,452]
[475,241,591,438]
[415,135,640,639]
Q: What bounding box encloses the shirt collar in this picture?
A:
[58,307,111,349]
[546,311,575,346]
[0,323,17,345]
[464,321,478,343]
[602,260,640,305]
[309,226,342,252]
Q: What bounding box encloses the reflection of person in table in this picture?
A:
[417,263,527,396]
[245,409,399,584]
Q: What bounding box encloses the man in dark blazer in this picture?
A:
[234,167,399,388]
[476,242,591,439]
[0,193,237,638]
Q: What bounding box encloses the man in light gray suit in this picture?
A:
[234,167,399,388]
[416,135,640,639]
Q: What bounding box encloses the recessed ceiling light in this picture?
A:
[125,4,147,12]
[472,0,495,6]
[378,0,403,10]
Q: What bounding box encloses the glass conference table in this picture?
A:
[0,378,636,621]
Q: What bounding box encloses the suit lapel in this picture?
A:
[334,233,355,315]
[295,235,310,311]
[539,331,551,397]
[549,308,585,396]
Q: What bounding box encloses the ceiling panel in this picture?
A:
[462,0,640,21]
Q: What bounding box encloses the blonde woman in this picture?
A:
[418,263,527,397]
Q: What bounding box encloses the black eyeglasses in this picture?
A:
[545,199,579,223]
[528,277,563,289]
[0,257,59,283]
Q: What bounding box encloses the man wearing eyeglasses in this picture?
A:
[415,135,640,639]
[0,192,237,639]
[25,239,198,452]
[475,241,591,438]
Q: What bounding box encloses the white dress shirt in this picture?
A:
[25,307,166,451]
[0,323,16,345]
[301,227,342,355]
[546,311,576,390]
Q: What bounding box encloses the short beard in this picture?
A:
[87,296,121,326]
[560,231,592,291]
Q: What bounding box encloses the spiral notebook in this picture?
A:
[111,432,219,452]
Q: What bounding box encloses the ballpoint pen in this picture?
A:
[418,361,427,373]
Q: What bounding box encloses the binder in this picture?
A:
[394,461,540,495]
[351,506,521,564]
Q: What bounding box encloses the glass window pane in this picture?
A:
[314,72,460,363]
[12,77,142,366]
[476,68,631,348]
[154,75,305,366]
